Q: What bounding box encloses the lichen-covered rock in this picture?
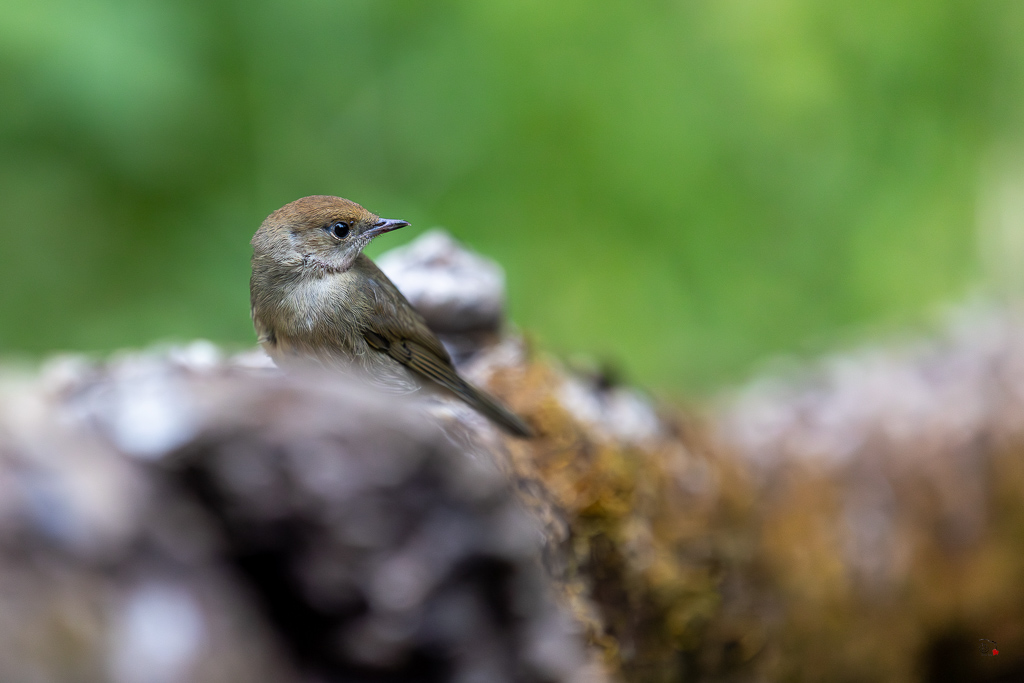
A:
[0,350,595,683]
[7,230,1024,683]
[717,303,1024,682]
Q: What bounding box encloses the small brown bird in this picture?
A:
[250,195,533,437]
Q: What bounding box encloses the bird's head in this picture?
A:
[251,195,410,273]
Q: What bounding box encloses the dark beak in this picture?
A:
[364,218,410,238]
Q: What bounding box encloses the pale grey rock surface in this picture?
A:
[557,376,664,447]
[0,347,590,683]
[720,303,1024,468]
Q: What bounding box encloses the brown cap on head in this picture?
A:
[265,195,377,232]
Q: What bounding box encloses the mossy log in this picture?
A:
[1,235,1023,682]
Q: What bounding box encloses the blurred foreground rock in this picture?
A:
[2,233,1024,683]
[0,349,594,683]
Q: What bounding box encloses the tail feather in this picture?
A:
[450,378,534,438]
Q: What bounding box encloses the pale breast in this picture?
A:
[253,269,421,393]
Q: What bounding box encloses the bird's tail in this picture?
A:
[450,378,534,438]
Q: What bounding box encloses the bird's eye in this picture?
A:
[329,222,350,239]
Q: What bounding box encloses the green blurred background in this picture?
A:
[2,0,1023,393]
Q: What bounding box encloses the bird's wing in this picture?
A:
[357,258,532,437]
[356,256,453,364]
